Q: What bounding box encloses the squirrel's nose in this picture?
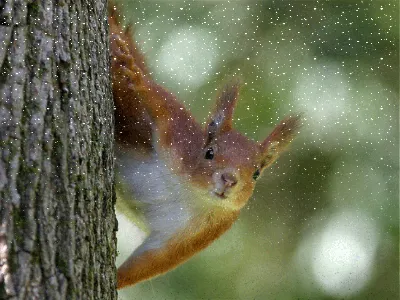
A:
[221,172,238,187]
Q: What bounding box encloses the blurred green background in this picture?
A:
[115,0,399,299]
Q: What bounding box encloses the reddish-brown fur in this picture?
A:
[260,115,302,169]
[109,5,152,150]
[117,209,239,289]
[109,1,301,289]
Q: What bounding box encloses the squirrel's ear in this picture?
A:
[205,79,240,144]
[259,115,302,168]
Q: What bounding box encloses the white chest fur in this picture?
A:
[116,148,195,256]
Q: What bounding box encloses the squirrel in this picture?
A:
[109,3,301,289]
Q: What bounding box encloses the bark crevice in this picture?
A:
[0,1,117,299]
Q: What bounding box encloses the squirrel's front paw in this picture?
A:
[110,34,146,92]
[111,34,134,64]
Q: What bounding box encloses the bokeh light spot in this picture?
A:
[311,212,379,298]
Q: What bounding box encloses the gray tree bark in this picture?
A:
[0,0,117,299]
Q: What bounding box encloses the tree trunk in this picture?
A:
[0,0,117,299]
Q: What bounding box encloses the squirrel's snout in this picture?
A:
[213,168,239,199]
[221,172,238,188]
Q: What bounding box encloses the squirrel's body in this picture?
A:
[116,147,239,287]
[109,3,301,289]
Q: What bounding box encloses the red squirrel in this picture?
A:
[109,3,301,289]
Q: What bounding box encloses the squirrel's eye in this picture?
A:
[252,169,260,181]
[205,148,214,160]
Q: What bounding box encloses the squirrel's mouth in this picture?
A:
[213,191,227,199]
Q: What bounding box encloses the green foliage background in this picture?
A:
[116,1,398,299]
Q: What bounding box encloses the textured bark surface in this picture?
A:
[0,0,117,299]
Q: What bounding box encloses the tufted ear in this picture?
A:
[205,79,240,145]
[260,115,302,169]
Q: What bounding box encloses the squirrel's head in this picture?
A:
[185,80,301,210]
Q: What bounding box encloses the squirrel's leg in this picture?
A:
[110,34,152,148]
[111,34,180,125]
